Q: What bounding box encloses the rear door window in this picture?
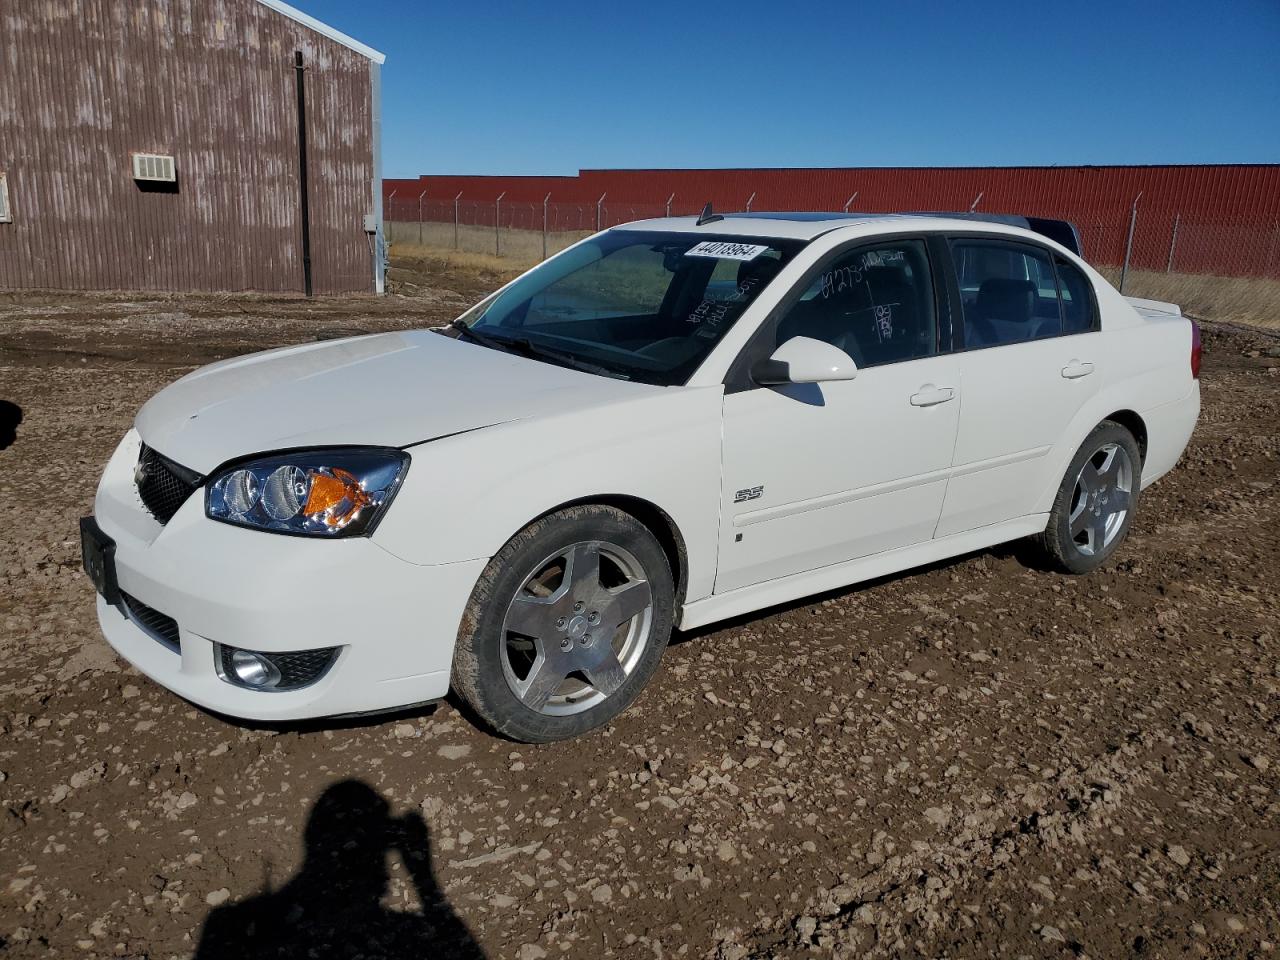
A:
[951,240,1063,348]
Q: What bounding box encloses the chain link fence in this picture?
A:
[384,197,708,262]
[385,196,1280,324]
[1059,207,1280,325]
[387,197,1280,278]
[1065,208,1280,281]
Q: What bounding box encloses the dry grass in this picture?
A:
[1097,267,1280,328]
[390,243,535,277]
[386,220,590,265]
[387,244,669,321]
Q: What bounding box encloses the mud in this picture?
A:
[1,260,1278,958]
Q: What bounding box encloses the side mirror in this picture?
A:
[751,336,858,385]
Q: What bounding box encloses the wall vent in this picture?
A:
[132,153,177,183]
[0,173,10,222]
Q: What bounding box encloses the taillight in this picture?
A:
[1190,320,1202,380]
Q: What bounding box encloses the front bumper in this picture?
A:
[92,430,487,722]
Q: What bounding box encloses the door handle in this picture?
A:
[909,385,956,407]
[1061,360,1095,379]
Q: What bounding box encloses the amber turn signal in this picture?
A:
[304,467,372,528]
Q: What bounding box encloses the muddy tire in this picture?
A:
[1036,421,1142,574]
[451,505,674,743]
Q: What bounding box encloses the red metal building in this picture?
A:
[387,165,1280,276]
[388,164,1279,215]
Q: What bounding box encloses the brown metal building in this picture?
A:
[0,0,385,295]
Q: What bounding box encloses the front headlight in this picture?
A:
[206,448,409,538]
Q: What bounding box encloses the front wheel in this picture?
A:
[1036,421,1142,574]
[451,505,674,742]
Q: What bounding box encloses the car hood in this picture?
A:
[135,330,657,473]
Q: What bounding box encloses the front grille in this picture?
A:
[121,592,180,653]
[136,445,202,524]
[218,645,341,691]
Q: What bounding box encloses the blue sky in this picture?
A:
[300,0,1280,178]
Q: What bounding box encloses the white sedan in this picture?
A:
[82,212,1201,741]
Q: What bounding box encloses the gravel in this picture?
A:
[1,271,1278,958]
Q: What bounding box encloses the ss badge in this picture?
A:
[733,485,763,504]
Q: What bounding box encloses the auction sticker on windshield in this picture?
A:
[685,241,770,261]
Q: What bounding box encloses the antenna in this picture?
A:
[695,202,723,226]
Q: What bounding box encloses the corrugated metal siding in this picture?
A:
[390,165,1280,214]
[600,165,1280,217]
[389,165,1280,275]
[0,0,376,294]
[384,175,580,206]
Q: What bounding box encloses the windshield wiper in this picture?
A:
[502,336,631,380]
[447,321,629,380]
[447,319,511,352]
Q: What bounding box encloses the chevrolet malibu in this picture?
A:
[82,212,1201,742]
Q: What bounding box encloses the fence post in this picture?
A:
[453,192,462,250]
[542,193,551,261]
[417,190,426,246]
[665,193,674,217]
[596,193,606,232]
[843,192,858,213]
[1120,192,1142,294]
[386,190,396,247]
[745,191,756,213]
[1265,220,1280,278]
[1166,213,1180,273]
[494,192,506,257]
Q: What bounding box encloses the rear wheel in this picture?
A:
[451,505,674,742]
[1037,421,1141,574]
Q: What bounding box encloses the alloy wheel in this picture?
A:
[1069,442,1135,557]
[500,541,653,716]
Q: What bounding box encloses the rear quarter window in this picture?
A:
[1054,256,1098,334]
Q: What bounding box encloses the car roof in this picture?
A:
[612,212,1063,247]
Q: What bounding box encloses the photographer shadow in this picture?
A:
[0,400,21,451]
[196,779,484,960]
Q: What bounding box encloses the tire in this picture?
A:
[451,504,674,743]
[1036,420,1142,574]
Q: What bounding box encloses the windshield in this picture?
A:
[450,230,804,385]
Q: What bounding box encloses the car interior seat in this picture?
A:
[971,278,1036,346]
[774,272,869,367]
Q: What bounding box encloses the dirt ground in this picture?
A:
[1,257,1278,960]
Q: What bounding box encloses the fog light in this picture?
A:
[215,643,341,691]
[229,649,281,688]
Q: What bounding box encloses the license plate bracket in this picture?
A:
[80,517,121,607]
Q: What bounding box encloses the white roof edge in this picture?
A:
[255,0,386,63]
[614,213,1066,243]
